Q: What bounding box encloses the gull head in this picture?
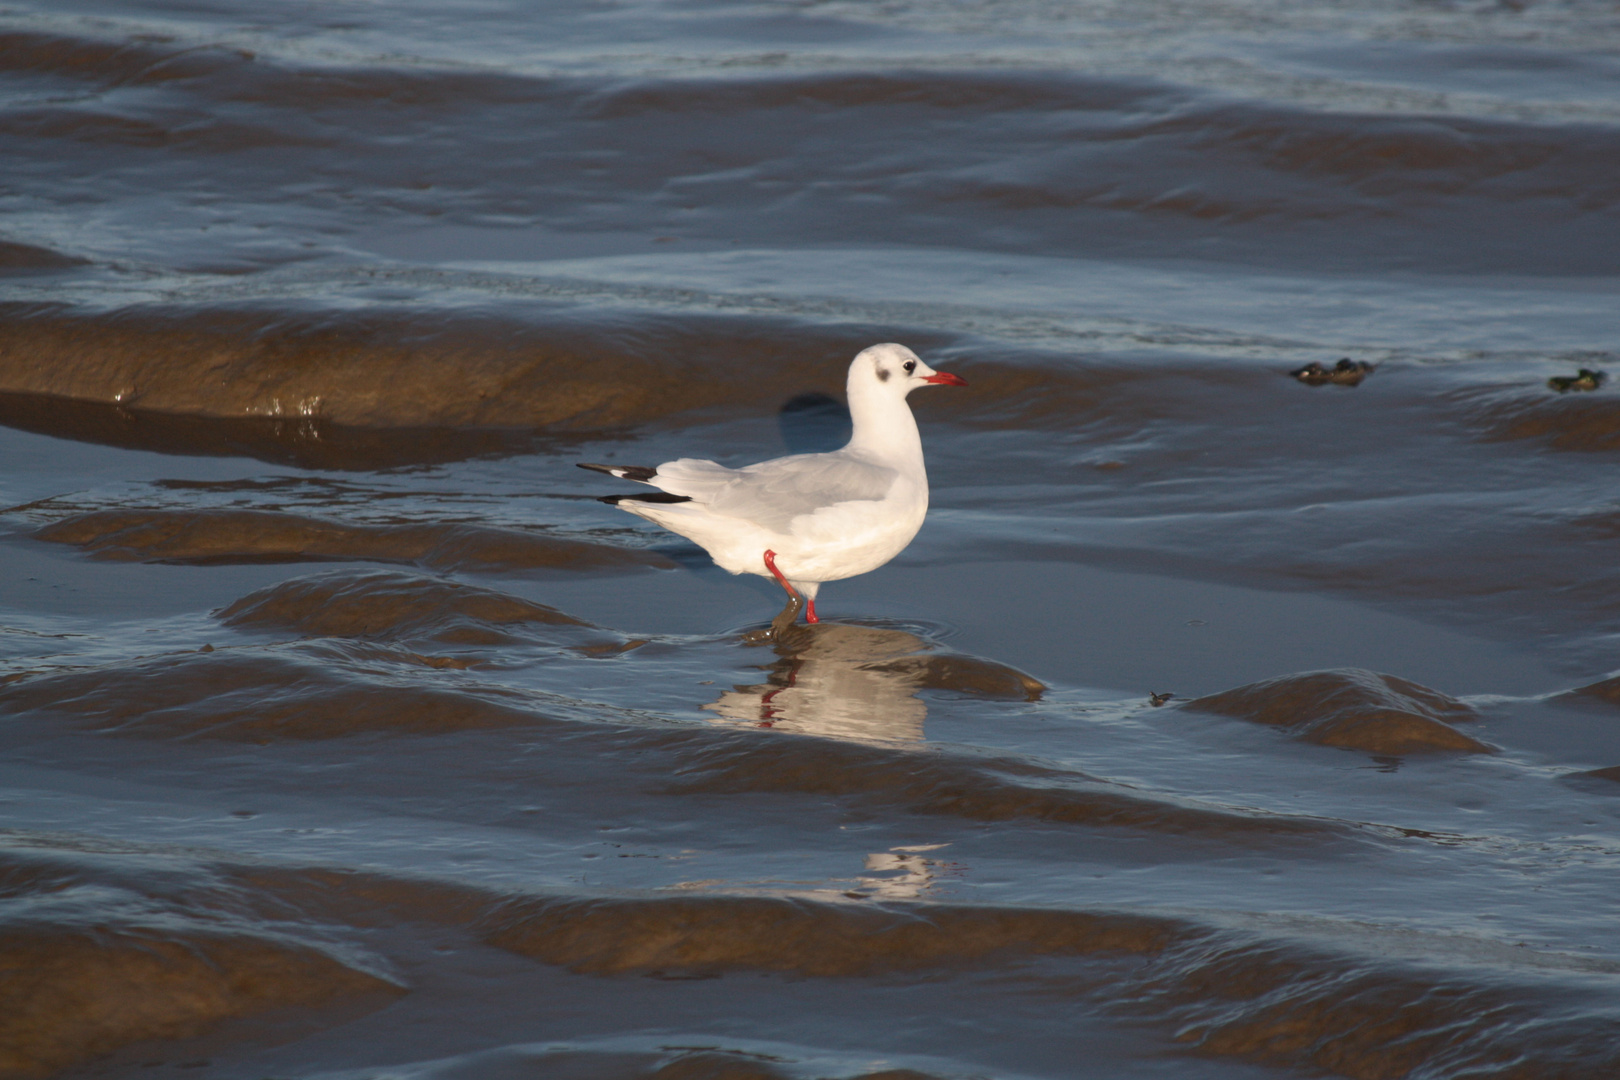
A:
[850,343,967,399]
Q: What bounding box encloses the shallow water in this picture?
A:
[3,2,1620,1078]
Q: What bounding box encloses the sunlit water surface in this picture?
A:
[3,2,1620,1079]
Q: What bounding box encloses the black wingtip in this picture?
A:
[598,493,692,506]
[577,462,659,483]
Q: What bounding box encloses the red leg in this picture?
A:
[805,596,819,624]
[764,550,814,630]
[763,550,800,602]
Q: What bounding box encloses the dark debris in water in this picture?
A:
[1548,368,1606,393]
[1290,358,1375,387]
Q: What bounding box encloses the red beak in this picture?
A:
[923,371,967,386]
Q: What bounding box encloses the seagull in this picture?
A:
[579,343,966,629]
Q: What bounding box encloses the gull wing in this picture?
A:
[655,453,898,535]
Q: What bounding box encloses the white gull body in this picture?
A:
[580,343,965,623]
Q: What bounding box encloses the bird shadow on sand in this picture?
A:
[777,391,852,454]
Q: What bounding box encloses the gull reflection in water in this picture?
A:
[706,623,932,743]
[668,841,962,901]
[705,622,1044,743]
[852,843,960,900]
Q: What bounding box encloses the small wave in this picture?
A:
[867,651,1045,700]
[34,508,670,573]
[0,390,550,469]
[0,834,402,1078]
[1554,673,1620,707]
[218,569,595,644]
[1,12,1616,289]
[0,239,83,273]
[0,105,330,154]
[0,31,253,87]
[1160,106,1608,197]
[0,835,399,1079]
[573,72,1620,267]
[663,729,1337,840]
[1122,920,1620,1080]
[1452,381,1620,453]
[1562,765,1620,792]
[1181,668,1491,754]
[473,888,1620,1078]
[580,71,1160,121]
[481,892,1171,978]
[12,832,1620,1080]
[2,27,1611,276]
[0,631,1324,839]
[0,303,1248,460]
[0,643,605,740]
[0,305,881,436]
[0,928,395,1080]
[304,1040,951,1080]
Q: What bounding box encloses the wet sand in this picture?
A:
[4,2,1620,1079]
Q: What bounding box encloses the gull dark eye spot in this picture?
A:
[903,360,916,375]
[876,366,890,382]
